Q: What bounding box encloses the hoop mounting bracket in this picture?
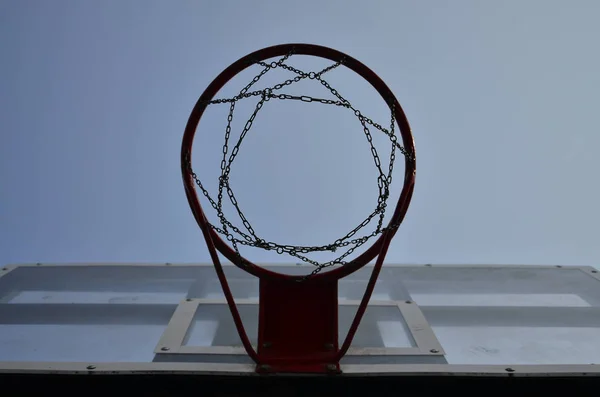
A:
[256,278,340,373]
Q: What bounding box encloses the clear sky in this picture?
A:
[2,1,599,267]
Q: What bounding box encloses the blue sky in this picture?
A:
[1,1,599,267]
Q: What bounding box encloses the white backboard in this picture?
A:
[1,263,599,376]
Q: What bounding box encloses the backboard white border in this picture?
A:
[0,361,599,376]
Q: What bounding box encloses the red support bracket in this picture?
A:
[256,278,340,374]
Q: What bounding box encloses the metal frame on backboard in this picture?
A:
[153,299,444,357]
[1,361,600,377]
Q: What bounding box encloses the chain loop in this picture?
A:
[187,52,413,280]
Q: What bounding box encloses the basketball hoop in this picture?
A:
[181,43,416,373]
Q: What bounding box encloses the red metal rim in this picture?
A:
[181,43,416,282]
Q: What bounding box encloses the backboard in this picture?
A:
[1,263,600,393]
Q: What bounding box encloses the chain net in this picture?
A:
[186,50,413,279]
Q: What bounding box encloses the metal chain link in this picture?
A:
[186,51,413,279]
